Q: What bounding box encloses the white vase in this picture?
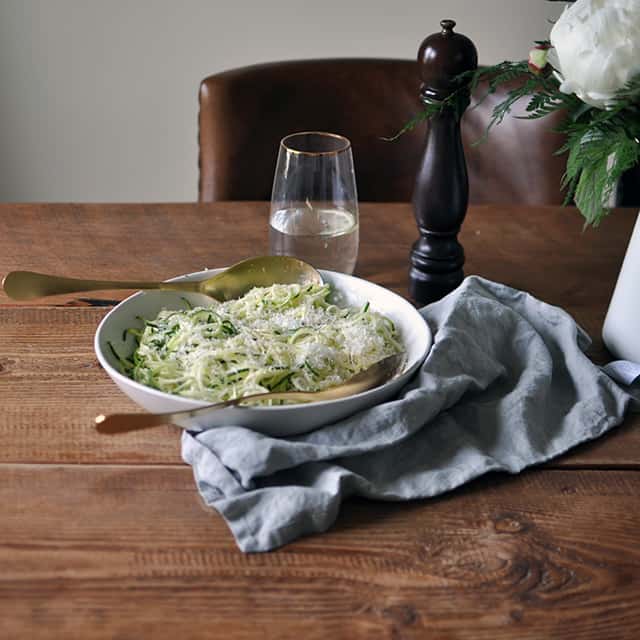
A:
[603,211,640,362]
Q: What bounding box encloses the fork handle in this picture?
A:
[95,412,174,434]
[94,392,318,434]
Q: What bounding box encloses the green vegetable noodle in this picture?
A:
[121,283,403,403]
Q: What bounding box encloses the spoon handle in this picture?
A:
[2,270,200,300]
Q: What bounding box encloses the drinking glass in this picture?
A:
[269,131,359,274]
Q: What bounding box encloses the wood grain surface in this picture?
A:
[1,203,639,639]
[1,466,638,639]
[1,305,638,467]
[1,203,637,466]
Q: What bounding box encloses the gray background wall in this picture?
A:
[0,0,563,202]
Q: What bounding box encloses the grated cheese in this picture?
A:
[119,283,402,403]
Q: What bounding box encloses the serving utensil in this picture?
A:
[95,353,405,434]
[2,256,322,301]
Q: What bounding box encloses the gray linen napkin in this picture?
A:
[181,276,637,552]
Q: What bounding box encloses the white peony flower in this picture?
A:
[550,0,640,109]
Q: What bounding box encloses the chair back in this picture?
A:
[198,59,569,204]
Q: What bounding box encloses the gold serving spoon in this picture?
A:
[2,256,321,301]
[95,353,405,435]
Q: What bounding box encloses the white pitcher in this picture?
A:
[603,212,640,362]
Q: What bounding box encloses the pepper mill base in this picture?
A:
[409,264,464,305]
[409,233,465,304]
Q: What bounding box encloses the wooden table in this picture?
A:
[1,202,639,639]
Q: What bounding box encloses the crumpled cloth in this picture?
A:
[182,276,637,552]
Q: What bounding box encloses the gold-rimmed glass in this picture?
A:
[269,131,359,274]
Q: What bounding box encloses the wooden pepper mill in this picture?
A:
[409,20,478,304]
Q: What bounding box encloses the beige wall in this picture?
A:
[0,0,563,202]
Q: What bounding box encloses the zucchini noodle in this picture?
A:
[118,283,402,403]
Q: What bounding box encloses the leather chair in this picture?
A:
[196,59,598,205]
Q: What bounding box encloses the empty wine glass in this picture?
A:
[269,131,359,274]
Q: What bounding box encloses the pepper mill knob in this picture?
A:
[410,20,478,304]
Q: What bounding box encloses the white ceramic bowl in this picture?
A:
[95,269,432,437]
